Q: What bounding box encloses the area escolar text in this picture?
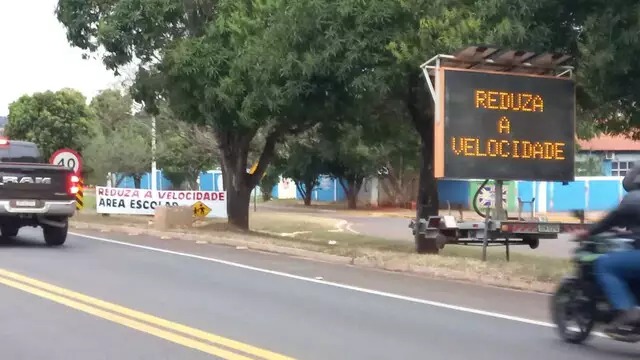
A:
[98,198,179,210]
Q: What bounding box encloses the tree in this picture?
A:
[273,133,327,206]
[259,171,281,202]
[368,98,421,207]
[56,0,397,229]
[89,88,133,133]
[321,123,385,209]
[575,0,640,138]
[576,154,604,176]
[157,121,217,190]
[5,88,95,160]
[83,121,152,188]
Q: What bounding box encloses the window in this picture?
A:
[612,161,634,176]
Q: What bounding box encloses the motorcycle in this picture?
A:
[550,231,640,343]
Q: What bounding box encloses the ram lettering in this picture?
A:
[0,176,52,185]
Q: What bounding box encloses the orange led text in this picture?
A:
[451,137,565,160]
[475,90,544,112]
[498,117,510,134]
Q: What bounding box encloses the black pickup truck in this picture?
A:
[0,138,78,246]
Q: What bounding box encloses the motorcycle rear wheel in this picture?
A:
[551,278,597,344]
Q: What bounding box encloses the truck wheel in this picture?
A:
[1,225,19,237]
[415,234,439,254]
[43,221,68,247]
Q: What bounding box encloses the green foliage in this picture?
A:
[83,120,152,186]
[55,0,408,227]
[576,0,640,138]
[156,121,216,190]
[5,88,95,160]
[320,123,385,209]
[576,155,604,176]
[259,171,281,202]
[368,99,421,205]
[89,88,133,133]
[273,132,327,205]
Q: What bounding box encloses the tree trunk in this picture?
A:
[133,174,142,189]
[339,178,363,209]
[115,174,125,187]
[303,191,312,206]
[217,128,280,230]
[226,181,251,229]
[347,191,357,209]
[261,189,272,202]
[416,139,439,217]
[407,71,439,253]
[303,179,315,206]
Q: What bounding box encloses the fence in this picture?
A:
[111,171,626,213]
[111,170,298,199]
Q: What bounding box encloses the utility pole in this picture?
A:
[151,115,157,191]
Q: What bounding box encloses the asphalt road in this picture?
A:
[0,226,636,359]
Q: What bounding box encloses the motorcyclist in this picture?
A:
[575,162,640,340]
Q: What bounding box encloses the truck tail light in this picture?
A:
[67,174,80,195]
[0,137,10,147]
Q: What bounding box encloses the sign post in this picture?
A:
[249,162,260,212]
[50,148,84,210]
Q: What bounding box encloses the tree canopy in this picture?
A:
[89,88,134,133]
[5,88,95,161]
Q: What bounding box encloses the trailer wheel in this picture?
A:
[524,236,540,249]
[415,234,439,254]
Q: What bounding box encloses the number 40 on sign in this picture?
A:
[49,148,83,175]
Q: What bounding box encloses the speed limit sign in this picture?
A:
[50,148,82,175]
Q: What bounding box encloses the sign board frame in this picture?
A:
[432,67,576,182]
[50,148,83,175]
[95,187,228,218]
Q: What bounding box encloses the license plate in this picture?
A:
[538,224,560,233]
[15,200,37,207]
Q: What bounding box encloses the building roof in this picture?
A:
[578,134,640,151]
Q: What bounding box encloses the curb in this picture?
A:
[70,221,353,265]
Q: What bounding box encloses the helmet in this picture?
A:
[622,161,640,192]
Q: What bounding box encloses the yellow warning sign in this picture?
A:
[249,162,258,174]
[249,161,267,178]
[192,201,211,217]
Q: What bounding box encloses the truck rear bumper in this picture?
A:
[0,200,75,217]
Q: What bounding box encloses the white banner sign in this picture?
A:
[95,187,228,218]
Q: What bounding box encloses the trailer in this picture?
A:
[410,46,592,258]
[409,181,591,260]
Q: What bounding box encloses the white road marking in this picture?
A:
[345,223,359,234]
[328,220,348,233]
[69,231,609,339]
[330,220,359,234]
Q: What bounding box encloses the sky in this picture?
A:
[0,0,121,116]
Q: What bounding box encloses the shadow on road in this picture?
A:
[550,338,640,359]
[0,235,51,248]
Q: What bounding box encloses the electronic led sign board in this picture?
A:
[433,68,575,181]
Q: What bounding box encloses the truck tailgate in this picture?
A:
[0,163,73,201]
